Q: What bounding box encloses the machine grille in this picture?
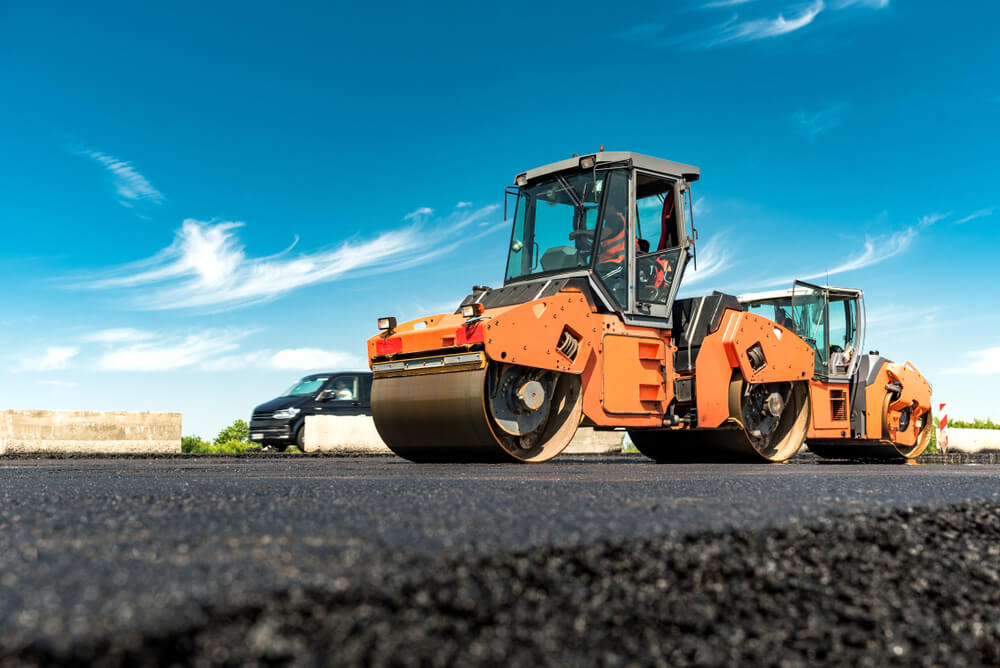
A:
[830,390,848,422]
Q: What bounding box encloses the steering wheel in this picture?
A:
[569,229,596,253]
[634,262,661,302]
[640,284,668,303]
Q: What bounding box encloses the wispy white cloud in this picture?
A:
[36,380,79,388]
[82,328,157,343]
[404,207,434,221]
[942,347,1000,376]
[794,103,849,140]
[692,197,709,216]
[813,226,916,276]
[97,330,247,371]
[32,327,361,373]
[203,347,363,372]
[708,0,825,46]
[954,208,994,225]
[756,211,940,289]
[664,0,886,49]
[682,233,733,286]
[919,212,950,227]
[704,0,755,7]
[832,0,888,8]
[13,346,80,372]
[80,149,163,207]
[762,225,916,287]
[74,204,499,311]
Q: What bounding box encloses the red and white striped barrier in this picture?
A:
[939,403,948,453]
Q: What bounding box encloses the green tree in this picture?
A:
[215,419,250,445]
[182,435,210,453]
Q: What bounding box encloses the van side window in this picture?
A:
[327,375,359,400]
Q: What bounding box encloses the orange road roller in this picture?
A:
[367,151,933,463]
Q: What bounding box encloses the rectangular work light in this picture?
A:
[377,316,397,331]
[461,303,485,318]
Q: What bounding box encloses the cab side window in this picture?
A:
[634,174,683,307]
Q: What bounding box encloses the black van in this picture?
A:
[249,371,373,450]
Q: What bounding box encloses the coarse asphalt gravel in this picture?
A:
[0,454,998,666]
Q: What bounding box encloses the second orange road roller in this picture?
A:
[367,150,933,463]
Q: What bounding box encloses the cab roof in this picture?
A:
[738,285,863,303]
[516,151,700,185]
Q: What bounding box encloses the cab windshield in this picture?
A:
[505,171,607,281]
[281,377,327,396]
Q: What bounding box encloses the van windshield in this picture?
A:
[282,377,327,396]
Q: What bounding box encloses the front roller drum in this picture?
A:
[372,365,583,463]
[629,379,810,463]
[807,403,933,461]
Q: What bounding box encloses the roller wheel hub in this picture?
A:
[765,392,784,418]
[517,381,545,411]
[491,366,554,438]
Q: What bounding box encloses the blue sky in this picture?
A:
[1,0,998,437]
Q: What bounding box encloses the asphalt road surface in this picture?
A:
[1,454,999,666]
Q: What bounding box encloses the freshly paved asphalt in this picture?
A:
[1,454,998,665]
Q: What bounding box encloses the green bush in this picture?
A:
[947,418,1000,430]
[182,419,256,454]
[211,439,257,453]
[925,417,939,454]
[181,435,210,453]
[215,419,250,445]
[182,438,257,454]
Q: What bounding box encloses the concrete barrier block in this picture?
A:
[938,428,1000,453]
[0,410,182,454]
[563,429,624,454]
[303,415,389,453]
[303,415,623,455]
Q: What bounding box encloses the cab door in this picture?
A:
[791,280,830,376]
[792,281,853,438]
[630,174,688,321]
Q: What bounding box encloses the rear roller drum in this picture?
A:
[629,379,810,463]
[372,363,583,463]
[808,402,933,460]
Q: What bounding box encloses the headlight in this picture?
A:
[272,407,301,420]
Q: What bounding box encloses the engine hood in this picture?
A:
[253,395,312,413]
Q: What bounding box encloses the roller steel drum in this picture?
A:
[372,366,583,463]
[629,380,811,463]
[807,403,933,460]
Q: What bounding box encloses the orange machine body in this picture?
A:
[367,150,932,462]
[368,289,817,431]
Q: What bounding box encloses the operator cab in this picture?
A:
[739,281,865,380]
[505,151,699,325]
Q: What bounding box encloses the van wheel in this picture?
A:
[292,424,306,453]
